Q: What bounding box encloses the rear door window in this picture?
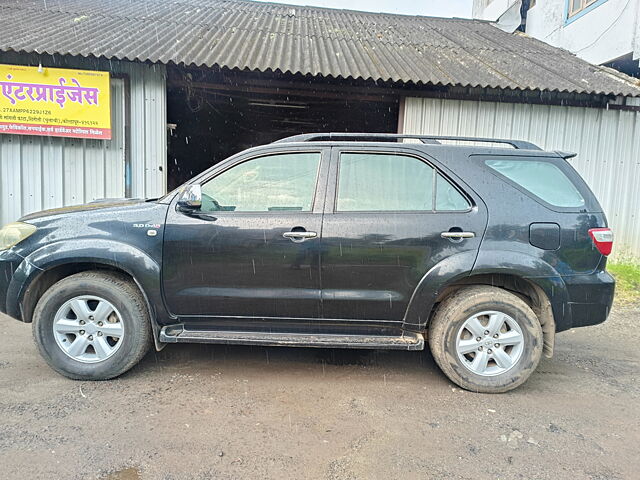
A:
[336,152,470,212]
[337,153,433,211]
[486,159,585,208]
[435,173,470,211]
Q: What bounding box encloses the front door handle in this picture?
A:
[283,231,318,242]
[441,231,475,239]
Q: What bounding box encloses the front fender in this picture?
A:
[6,239,172,328]
[402,250,478,330]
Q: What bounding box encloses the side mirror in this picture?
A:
[176,184,202,211]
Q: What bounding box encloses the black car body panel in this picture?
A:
[162,145,330,321]
[1,201,172,325]
[321,145,488,330]
[0,136,615,350]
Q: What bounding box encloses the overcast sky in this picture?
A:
[253,0,473,18]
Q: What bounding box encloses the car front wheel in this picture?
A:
[32,271,152,380]
[428,285,543,393]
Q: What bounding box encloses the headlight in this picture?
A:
[0,222,37,251]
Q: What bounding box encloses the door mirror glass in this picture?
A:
[176,184,202,211]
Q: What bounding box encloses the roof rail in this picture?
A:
[273,133,541,150]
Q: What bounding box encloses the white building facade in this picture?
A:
[473,0,640,73]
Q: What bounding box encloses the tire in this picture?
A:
[32,271,152,380]
[428,286,543,393]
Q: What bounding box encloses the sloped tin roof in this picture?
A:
[1,0,639,96]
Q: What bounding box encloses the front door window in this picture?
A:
[201,152,320,213]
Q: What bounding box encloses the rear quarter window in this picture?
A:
[485,159,585,208]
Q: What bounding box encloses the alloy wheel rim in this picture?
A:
[52,295,124,363]
[455,310,524,377]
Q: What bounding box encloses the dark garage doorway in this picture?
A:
[166,68,399,190]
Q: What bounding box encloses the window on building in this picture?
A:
[200,152,320,212]
[568,0,600,18]
[336,153,470,212]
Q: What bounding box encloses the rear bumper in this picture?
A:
[563,270,615,330]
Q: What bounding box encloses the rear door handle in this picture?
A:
[441,231,475,239]
[283,231,318,242]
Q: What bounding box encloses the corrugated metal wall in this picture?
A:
[122,61,167,199]
[402,97,640,260]
[0,54,166,225]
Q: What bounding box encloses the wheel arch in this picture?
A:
[22,262,125,323]
[8,239,170,351]
[431,273,556,358]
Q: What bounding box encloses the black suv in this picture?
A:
[0,133,615,393]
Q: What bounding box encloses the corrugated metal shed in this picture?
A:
[0,53,167,225]
[402,97,640,260]
[1,0,639,96]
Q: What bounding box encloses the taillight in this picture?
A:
[588,228,613,256]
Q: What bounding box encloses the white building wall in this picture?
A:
[474,0,640,65]
[402,96,640,260]
[526,0,639,65]
[473,0,522,31]
[0,55,166,225]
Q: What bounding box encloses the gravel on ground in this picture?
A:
[0,306,638,479]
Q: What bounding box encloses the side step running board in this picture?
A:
[160,327,424,351]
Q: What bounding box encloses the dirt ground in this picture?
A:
[0,306,638,480]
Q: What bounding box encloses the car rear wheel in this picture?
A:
[428,286,543,393]
[32,271,152,380]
